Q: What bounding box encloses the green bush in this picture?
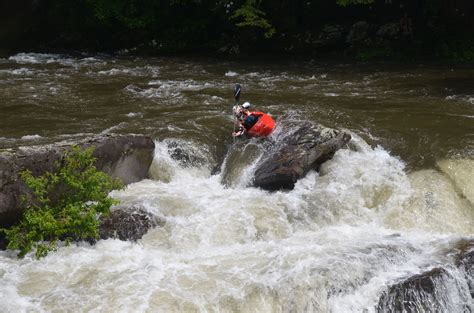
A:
[1,146,122,259]
[438,40,474,63]
[231,0,275,39]
[356,46,394,61]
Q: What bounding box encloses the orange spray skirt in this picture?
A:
[247,113,276,137]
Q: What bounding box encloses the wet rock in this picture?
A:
[376,268,450,312]
[455,239,474,298]
[316,24,345,47]
[346,21,370,44]
[167,140,207,167]
[377,239,474,312]
[253,123,351,191]
[377,23,400,40]
[99,206,163,241]
[0,134,155,228]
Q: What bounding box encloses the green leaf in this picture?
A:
[231,0,276,39]
[4,145,122,259]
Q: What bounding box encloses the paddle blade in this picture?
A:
[234,84,241,102]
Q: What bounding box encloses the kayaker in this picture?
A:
[232,102,264,137]
[231,84,275,138]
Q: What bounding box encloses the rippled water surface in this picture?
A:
[0,53,473,312]
[1,52,473,167]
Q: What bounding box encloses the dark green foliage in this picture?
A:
[85,0,159,28]
[3,0,474,61]
[1,146,122,259]
[336,0,375,7]
[231,0,275,39]
[356,46,394,61]
[438,40,474,63]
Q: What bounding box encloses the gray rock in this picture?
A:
[317,24,345,47]
[0,206,161,251]
[377,268,450,312]
[455,239,474,298]
[0,134,155,228]
[253,122,351,191]
[376,22,400,40]
[377,239,474,312]
[99,206,164,241]
[346,21,370,44]
[166,140,207,168]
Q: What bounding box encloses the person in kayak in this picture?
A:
[232,102,264,137]
[231,84,276,138]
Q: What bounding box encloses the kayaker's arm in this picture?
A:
[232,124,245,137]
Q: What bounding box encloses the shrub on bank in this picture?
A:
[1,146,122,259]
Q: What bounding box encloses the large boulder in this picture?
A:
[253,123,351,191]
[0,134,155,228]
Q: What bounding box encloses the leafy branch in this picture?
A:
[231,0,276,39]
[1,146,122,259]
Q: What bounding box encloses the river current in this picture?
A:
[0,53,473,312]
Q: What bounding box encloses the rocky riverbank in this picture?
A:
[0,134,155,228]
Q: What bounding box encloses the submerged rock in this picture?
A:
[376,268,450,312]
[166,140,208,168]
[0,134,155,228]
[455,239,474,298]
[377,239,474,312]
[253,122,351,191]
[99,206,163,241]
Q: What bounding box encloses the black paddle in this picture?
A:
[234,84,241,105]
[232,84,242,137]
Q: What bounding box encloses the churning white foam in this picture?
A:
[225,70,238,77]
[20,134,42,140]
[437,159,474,204]
[9,53,63,64]
[125,79,216,102]
[0,68,35,75]
[446,94,474,105]
[8,53,105,68]
[1,138,472,312]
[126,112,143,118]
[97,65,159,77]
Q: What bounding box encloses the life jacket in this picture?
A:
[245,111,275,137]
[243,114,260,129]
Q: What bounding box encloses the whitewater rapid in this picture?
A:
[1,52,474,311]
[1,136,472,312]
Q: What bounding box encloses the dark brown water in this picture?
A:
[1,53,473,169]
[1,53,474,312]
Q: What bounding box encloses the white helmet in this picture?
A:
[242,102,251,109]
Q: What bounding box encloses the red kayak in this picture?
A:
[246,112,276,137]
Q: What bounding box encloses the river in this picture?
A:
[0,53,473,312]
